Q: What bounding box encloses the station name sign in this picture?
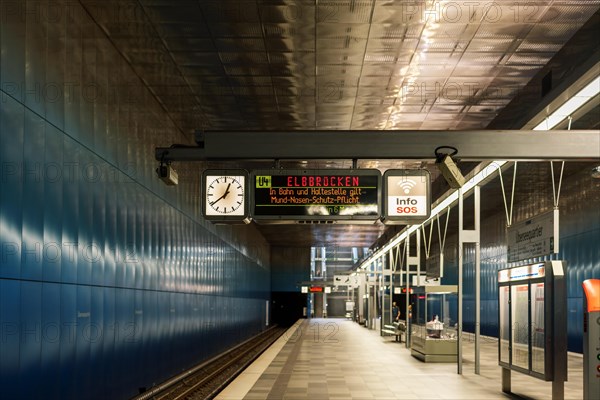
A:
[507,210,558,262]
[251,169,381,223]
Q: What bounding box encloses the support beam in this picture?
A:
[404,239,410,349]
[403,230,421,348]
[502,368,511,393]
[474,186,481,375]
[156,130,600,162]
[458,185,482,375]
[458,189,464,375]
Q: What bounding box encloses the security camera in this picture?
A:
[592,166,600,179]
[156,164,178,185]
[434,146,466,189]
[436,154,466,188]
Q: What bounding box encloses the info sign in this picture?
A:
[382,169,431,224]
[507,210,559,263]
[251,169,381,223]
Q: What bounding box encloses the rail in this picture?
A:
[132,326,285,400]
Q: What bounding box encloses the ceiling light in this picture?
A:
[533,76,600,130]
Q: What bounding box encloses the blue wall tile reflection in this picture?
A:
[0,5,270,399]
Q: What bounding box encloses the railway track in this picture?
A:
[133,326,286,400]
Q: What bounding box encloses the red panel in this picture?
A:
[582,279,600,313]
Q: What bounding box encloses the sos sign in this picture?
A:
[382,169,431,225]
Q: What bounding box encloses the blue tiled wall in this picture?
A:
[270,247,311,292]
[0,3,270,399]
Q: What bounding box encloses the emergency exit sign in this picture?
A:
[382,169,431,224]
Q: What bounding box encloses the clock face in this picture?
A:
[205,175,245,216]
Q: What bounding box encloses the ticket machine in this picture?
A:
[582,279,600,400]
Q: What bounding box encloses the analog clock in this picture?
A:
[202,171,248,220]
[206,175,245,215]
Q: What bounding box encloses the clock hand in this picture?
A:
[222,183,231,198]
[210,196,224,205]
[210,183,232,205]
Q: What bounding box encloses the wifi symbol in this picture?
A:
[398,179,416,194]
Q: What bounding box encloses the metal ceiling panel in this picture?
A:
[263,23,316,39]
[79,0,600,248]
[143,4,203,23]
[199,1,261,23]
[466,38,515,53]
[360,63,397,76]
[517,40,564,52]
[215,38,267,52]
[259,3,315,23]
[209,23,265,37]
[155,22,211,37]
[526,23,583,40]
[317,23,371,38]
[218,51,270,64]
[370,23,421,39]
[317,52,366,65]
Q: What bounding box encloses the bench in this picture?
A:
[382,321,406,343]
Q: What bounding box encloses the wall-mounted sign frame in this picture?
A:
[507,210,558,262]
[201,169,250,223]
[251,169,381,223]
[382,169,431,224]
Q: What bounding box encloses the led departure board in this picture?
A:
[251,169,381,223]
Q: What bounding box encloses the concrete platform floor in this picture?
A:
[217,318,585,400]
